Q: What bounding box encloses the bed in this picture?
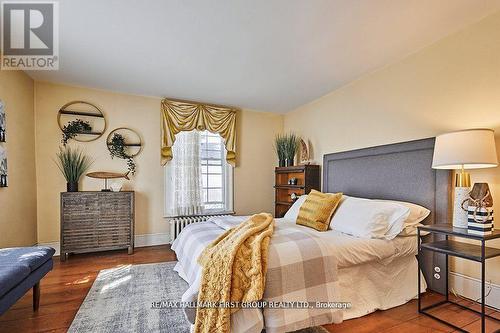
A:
[172,138,452,332]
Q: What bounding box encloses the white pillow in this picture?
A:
[376,200,430,237]
[283,195,308,221]
[331,196,410,239]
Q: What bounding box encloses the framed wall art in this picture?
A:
[0,100,5,142]
[0,145,7,187]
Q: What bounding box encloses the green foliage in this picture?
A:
[275,133,300,161]
[61,119,92,145]
[284,133,300,160]
[274,134,287,161]
[108,133,136,174]
[55,146,93,183]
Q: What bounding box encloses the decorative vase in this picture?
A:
[285,158,294,167]
[279,159,286,167]
[453,187,470,228]
[67,182,78,192]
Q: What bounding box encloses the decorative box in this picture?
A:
[467,206,494,236]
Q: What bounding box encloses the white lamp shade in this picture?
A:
[432,129,498,170]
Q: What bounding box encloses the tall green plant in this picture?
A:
[274,134,287,161]
[55,146,93,183]
[283,133,300,161]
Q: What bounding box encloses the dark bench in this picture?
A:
[0,246,55,316]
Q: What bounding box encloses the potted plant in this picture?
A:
[108,133,136,174]
[61,119,92,146]
[55,146,93,192]
[274,134,287,167]
[274,133,300,167]
[283,133,299,167]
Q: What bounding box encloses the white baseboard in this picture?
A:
[134,232,171,247]
[450,271,500,310]
[38,232,171,257]
[38,241,61,256]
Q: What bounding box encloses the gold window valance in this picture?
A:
[161,98,238,166]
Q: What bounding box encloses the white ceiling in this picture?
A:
[27,0,500,113]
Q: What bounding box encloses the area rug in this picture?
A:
[69,261,330,333]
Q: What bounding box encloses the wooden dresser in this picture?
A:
[274,165,320,217]
[60,191,135,261]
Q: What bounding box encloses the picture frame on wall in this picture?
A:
[0,100,5,142]
[0,145,7,187]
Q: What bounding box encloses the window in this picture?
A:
[200,131,228,211]
[165,130,233,216]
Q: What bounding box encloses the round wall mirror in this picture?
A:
[106,127,143,158]
[58,101,106,144]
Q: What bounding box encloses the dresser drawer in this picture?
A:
[61,193,99,223]
[63,232,98,250]
[98,192,133,224]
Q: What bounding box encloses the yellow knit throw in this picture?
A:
[194,213,275,333]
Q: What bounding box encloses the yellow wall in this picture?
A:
[34,81,282,244]
[234,108,283,215]
[284,12,500,283]
[5,8,499,288]
[0,71,37,247]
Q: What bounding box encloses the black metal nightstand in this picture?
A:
[417,224,500,333]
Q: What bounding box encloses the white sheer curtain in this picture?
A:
[165,130,203,216]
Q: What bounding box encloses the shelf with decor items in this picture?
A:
[274,165,320,218]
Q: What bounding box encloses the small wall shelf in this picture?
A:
[58,101,107,142]
[59,110,105,118]
[72,132,103,136]
[106,127,143,158]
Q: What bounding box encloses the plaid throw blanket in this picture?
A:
[172,217,343,333]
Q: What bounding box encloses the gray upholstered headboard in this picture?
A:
[323,138,452,293]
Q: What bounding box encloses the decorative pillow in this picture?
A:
[331,196,410,239]
[296,190,343,231]
[283,195,308,221]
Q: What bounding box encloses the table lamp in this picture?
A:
[432,129,498,228]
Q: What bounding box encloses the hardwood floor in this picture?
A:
[0,246,498,333]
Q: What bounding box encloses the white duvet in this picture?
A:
[208,215,418,267]
[278,218,419,268]
[172,215,424,332]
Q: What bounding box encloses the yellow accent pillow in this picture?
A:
[296,190,343,231]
